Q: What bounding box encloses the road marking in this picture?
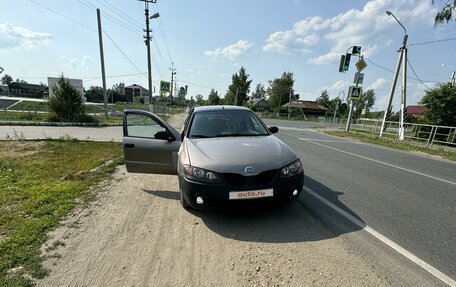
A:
[297,138,365,144]
[302,186,456,287]
[299,138,456,186]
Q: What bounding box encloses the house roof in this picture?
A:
[282,100,327,110]
[8,82,47,91]
[406,105,426,116]
[251,98,270,106]
[125,84,148,91]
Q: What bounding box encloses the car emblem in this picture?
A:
[244,166,255,175]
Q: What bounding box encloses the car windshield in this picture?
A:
[189,110,270,138]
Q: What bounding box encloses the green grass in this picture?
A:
[0,140,124,286]
[0,110,122,125]
[324,130,456,161]
[8,102,48,112]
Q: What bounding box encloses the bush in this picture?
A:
[48,75,85,122]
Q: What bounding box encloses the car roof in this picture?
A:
[193,105,251,113]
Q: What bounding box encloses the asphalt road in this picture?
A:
[263,119,456,284]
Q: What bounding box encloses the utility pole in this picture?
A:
[288,89,292,120]
[170,62,176,105]
[139,0,157,112]
[96,9,108,116]
[380,11,408,140]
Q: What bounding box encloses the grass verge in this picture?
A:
[0,140,124,286]
[323,130,456,161]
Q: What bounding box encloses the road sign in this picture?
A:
[348,86,362,100]
[352,46,362,55]
[354,72,364,84]
[355,58,367,72]
[160,81,171,93]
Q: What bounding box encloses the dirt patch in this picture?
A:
[0,140,45,158]
[36,166,394,287]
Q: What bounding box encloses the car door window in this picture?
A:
[126,113,166,139]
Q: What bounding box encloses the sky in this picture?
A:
[0,0,455,111]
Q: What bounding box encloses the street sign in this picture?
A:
[352,46,362,55]
[354,72,364,84]
[160,81,171,93]
[348,86,362,100]
[355,58,367,72]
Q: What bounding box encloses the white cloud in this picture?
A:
[263,16,328,54]
[263,0,437,63]
[69,55,91,69]
[367,77,387,90]
[322,79,350,93]
[204,40,253,60]
[0,23,52,50]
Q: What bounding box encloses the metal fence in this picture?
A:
[256,112,320,122]
[318,117,456,148]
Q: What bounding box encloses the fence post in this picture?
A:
[451,127,456,144]
[430,126,438,148]
[372,120,378,136]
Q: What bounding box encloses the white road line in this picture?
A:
[297,138,365,144]
[299,138,456,186]
[303,186,456,287]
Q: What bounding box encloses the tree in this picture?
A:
[224,67,252,106]
[48,75,85,121]
[266,72,294,110]
[420,82,456,126]
[112,82,125,95]
[195,94,205,106]
[353,89,376,118]
[251,83,266,99]
[15,78,28,84]
[1,74,13,85]
[208,89,221,105]
[315,90,330,109]
[176,86,188,106]
[434,0,456,25]
[85,86,104,103]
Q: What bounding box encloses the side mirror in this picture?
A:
[154,130,175,142]
[269,126,279,134]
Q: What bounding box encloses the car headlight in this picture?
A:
[183,165,221,183]
[280,159,303,178]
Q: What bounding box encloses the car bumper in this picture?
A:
[179,172,304,209]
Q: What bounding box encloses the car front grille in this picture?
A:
[221,169,278,189]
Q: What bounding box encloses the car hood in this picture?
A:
[184,135,298,175]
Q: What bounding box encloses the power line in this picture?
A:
[407,58,433,90]
[408,37,456,47]
[102,29,146,77]
[364,57,439,84]
[95,0,144,28]
[29,0,96,32]
[77,0,142,36]
[153,3,174,63]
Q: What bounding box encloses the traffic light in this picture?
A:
[352,46,361,55]
[343,53,351,71]
[338,55,346,72]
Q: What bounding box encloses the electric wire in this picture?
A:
[153,3,174,63]
[102,29,146,77]
[407,58,433,90]
[408,37,456,47]
[29,0,96,32]
[94,0,144,28]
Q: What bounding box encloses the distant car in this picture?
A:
[122,105,304,209]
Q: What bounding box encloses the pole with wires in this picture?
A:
[139,0,157,112]
[96,8,108,116]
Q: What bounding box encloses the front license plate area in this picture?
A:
[229,189,273,200]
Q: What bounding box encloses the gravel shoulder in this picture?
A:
[37,167,393,287]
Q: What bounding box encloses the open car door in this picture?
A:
[122,109,181,175]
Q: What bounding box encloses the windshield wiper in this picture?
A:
[190,134,211,138]
[215,133,263,137]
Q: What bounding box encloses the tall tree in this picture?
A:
[251,83,266,99]
[315,90,330,109]
[207,89,221,105]
[266,72,294,109]
[224,67,252,106]
[434,0,456,25]
[112,82,125,95]
[176,86,188,106]
[1,74,14,85]
[85,86,104,103]
[48,75,85,121]
[420,82,456,126]
[195,94,205,106]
